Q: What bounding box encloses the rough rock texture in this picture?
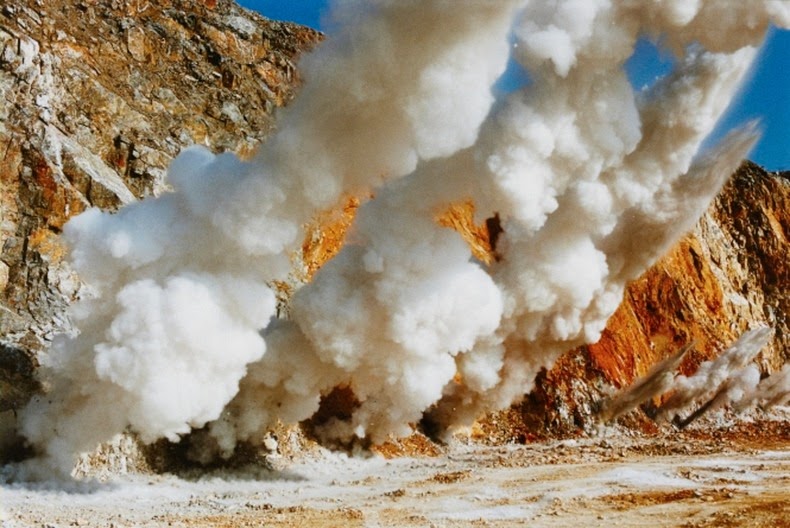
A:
[0,0,320,411]
[513,162,789,437]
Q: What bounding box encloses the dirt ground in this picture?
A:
[1,415,788,528]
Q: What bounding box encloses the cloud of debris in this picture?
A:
[13,0,789,478]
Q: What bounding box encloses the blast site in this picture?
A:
[0,0,788,526]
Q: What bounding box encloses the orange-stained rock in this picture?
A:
[599,163,788,378]
[586,300,653,389]
[300,196,363,282]
[435,200,499,265]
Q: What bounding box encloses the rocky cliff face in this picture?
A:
[0,0,319,412]
[0,0,786,456]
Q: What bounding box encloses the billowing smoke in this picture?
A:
[13,1,790,478]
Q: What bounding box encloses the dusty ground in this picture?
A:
[1,414,788,528]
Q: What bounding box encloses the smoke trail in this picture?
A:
[12,1,790,477]
[596,327,787,427]
[673,365,761,429]
[748,365,790,409]
[672,360,790,428]
[655,327,773,425]
[598,342,694,424]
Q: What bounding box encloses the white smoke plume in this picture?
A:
[597,328,787,427]
[11,1,790,477]
[739,364,790,410]
[599,327,790,429]
[672,364,762,428]
[760,366,790,408]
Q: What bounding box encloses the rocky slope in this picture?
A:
[0,0,319,413]
[0,0,787,464]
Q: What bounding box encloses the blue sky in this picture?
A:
[239,1,789,171]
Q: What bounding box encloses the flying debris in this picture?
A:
[672,365,761,430]
[598,341,694,424]
[600,327,788,430]
[655,327,774,426]
[10,0,790,479]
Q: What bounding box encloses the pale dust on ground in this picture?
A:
[2,414,788,528]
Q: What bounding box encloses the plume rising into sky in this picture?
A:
[14,0,790,478]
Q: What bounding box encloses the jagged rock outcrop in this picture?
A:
[0,0,319,411]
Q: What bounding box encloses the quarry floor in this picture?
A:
[1,416,788,528]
